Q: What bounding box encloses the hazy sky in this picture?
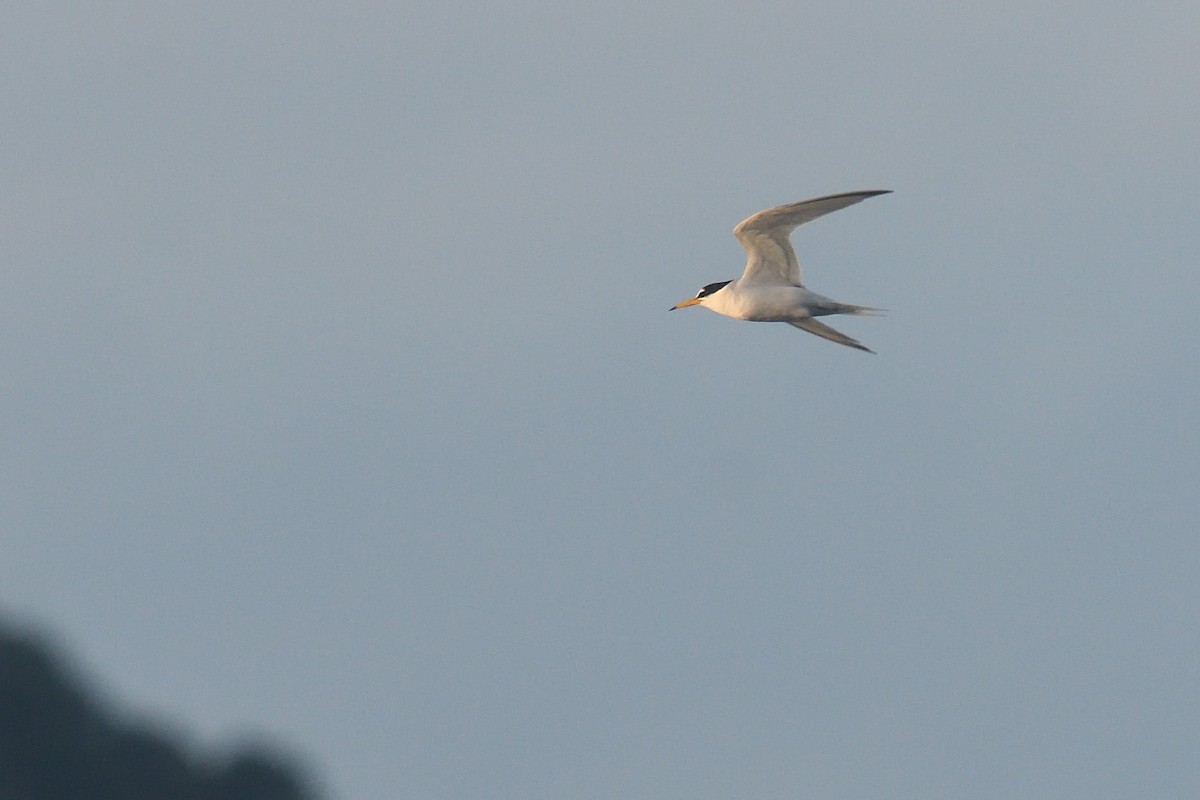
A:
[3,3,1198,798]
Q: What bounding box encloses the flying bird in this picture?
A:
[671,190,890,353]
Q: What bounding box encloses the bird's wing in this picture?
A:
[733,190,891,286]
[788,318,874,353]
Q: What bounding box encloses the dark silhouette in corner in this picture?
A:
[0,618,322,800]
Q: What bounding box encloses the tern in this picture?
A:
[671,190,890,353]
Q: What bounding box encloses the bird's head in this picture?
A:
[670,280,731,310]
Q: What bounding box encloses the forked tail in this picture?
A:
[835,303,886,316]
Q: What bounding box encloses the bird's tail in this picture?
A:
[835,303,886,316]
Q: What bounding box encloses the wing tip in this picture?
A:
[845,188,892,200]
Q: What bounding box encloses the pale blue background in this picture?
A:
[3,3,1197,798]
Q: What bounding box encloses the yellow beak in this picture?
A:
[670,297,702,310]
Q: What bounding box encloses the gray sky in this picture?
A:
[3,2,1198,798]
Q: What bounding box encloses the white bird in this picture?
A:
[671,190,890,353]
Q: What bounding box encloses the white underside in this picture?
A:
[701,281,845,322]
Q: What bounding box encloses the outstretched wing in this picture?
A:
[789,318,874,353]
[733,190,891,286]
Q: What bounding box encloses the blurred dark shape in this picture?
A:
[0,620,321,800]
